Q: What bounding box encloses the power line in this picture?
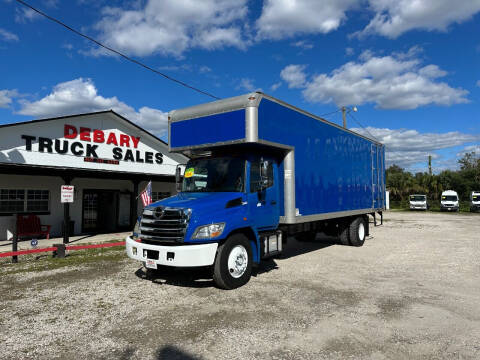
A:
[319,109,341,118]
[14,0,221,100]
[347,111,380,142]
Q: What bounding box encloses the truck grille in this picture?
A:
[139,207,189,244]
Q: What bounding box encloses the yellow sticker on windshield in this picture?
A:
[184,168,194,178]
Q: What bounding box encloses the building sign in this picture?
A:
[0,112,179,175]
[21,124,164,164]
[61,185,74,203]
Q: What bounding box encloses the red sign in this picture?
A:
[64,124,140,148]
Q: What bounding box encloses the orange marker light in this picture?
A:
[243,217,247,221]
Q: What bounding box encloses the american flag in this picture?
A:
[140,181,152,207]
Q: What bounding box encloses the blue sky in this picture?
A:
[1,0,479,172]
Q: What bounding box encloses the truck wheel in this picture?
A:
[349,216,366,247]
[339,221,350,246]
[213,234,252,290]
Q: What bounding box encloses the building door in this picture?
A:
[82,190,119,233]
[83,191,98,232]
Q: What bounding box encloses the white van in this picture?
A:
[470,191,480,212]
[440,190,459,212]
[409,194,428,210]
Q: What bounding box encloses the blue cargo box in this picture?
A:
[169,92,385,224]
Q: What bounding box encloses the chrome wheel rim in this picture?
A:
[227,245,248,278]
[358,222,365,241]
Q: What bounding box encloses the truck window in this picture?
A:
[182,157,245,193]
[442,195,458,201]
[410,195,426,201]
[250,160,273,193]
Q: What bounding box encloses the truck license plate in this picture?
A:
[145,259,157,269]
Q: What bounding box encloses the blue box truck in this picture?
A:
[126,92,385,289]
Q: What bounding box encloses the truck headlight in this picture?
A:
[132,218,141,241]
[192,223,225,239]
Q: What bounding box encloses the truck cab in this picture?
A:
[126,152,282,289]
[470,191,480,212]
[409,194,428,210]
[440,190,459,212]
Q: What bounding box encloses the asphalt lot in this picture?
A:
[1,210,479,360]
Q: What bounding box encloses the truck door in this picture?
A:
[248,158,280,231]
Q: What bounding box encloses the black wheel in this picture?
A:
[295,231,316,242]
[349,216,367,247]
[213,234,252,290]
[339,221,350,246]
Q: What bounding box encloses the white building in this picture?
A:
[0,110,187,241]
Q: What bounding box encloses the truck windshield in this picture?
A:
[442,196,457,201]
[182,157,245,192]
[410,195,426,201]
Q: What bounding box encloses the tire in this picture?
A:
[213,234,252,290]
[349,216,367,247]
[339,221,350,246]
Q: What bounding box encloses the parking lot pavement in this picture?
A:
[1,211,479,360]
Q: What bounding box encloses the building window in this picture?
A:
[0,189,50,214]
[152,192,171,203]
[27,190,50,212]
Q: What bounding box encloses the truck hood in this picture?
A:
[151,192,244,213]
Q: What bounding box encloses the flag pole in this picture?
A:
[136,180,151,200]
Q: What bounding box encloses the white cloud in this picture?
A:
[0,28,19,42]
[44,0,59,8]
[345,47,355,56]
[92,0,249,57]
[280,65,307,89]
[15,7,42,23]
[256,0,357,40]
[359,0,480,38]
[237,78,261,92]
[0,89,19,108]
[281,50,469,109]
[291,40,314,50]
[17,78,168,136]
[199,65,212,74]
[351,126,480,168]
[254,0,480,41]
[457,145,480,157]
[270,82,282,92]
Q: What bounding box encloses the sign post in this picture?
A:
[61,182,74,244]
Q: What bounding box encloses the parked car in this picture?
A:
[470,191,480,212]
[440,190,459,212]
[409,194,428,210]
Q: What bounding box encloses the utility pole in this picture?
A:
[342,106,347,128]
[428,155,432,176]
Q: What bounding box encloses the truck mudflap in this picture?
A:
[125,236,218,268]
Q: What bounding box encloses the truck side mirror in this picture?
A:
[175,166,182,192]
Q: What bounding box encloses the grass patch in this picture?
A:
[0,245,127,276]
